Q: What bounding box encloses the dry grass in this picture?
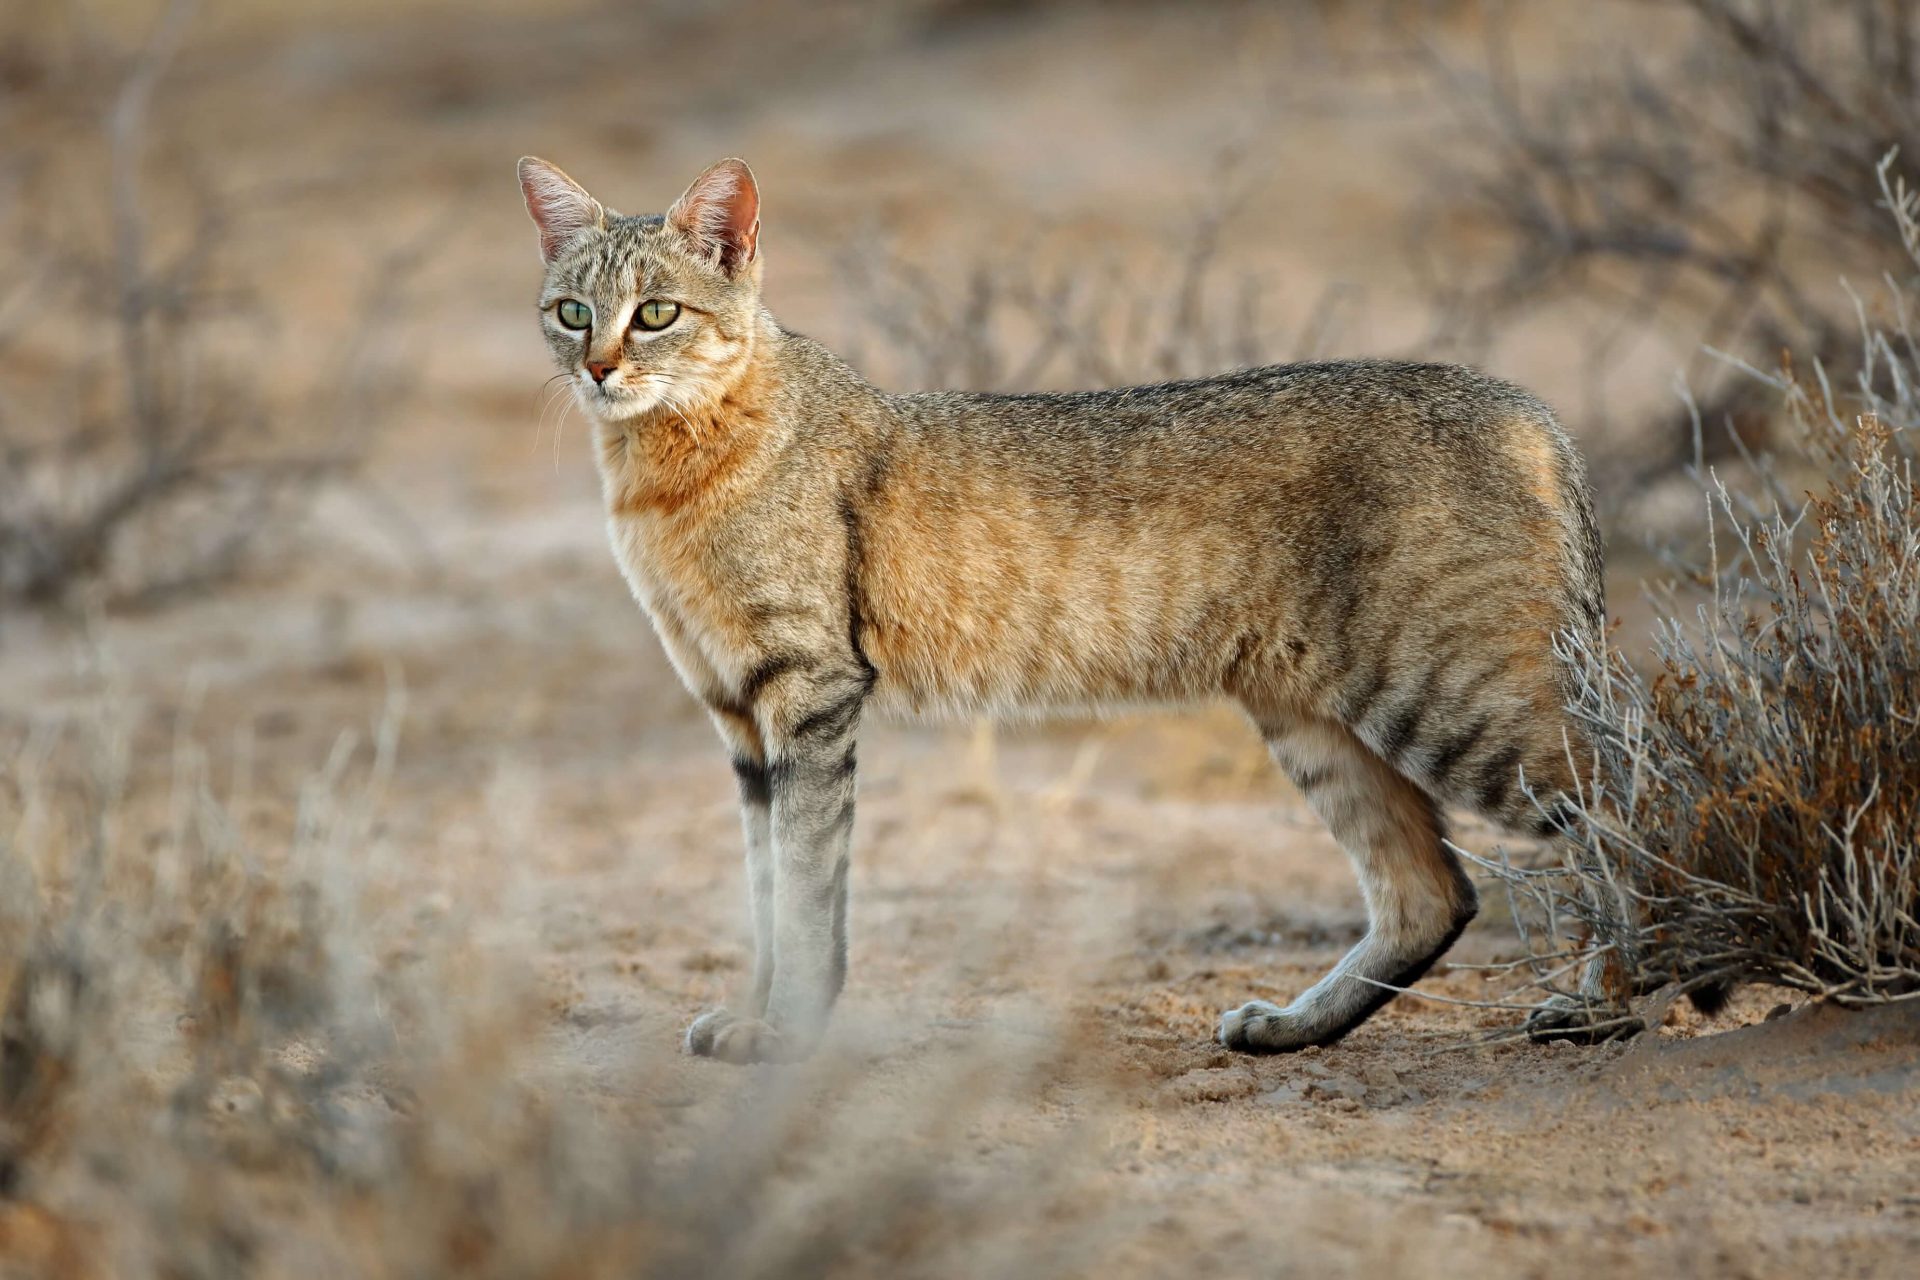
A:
[0,688,1116,1279]
[1483,155,1920,1020]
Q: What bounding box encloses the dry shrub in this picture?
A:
[1483,155,1920,1017]
[0,0,416,610]
[1426,0,1920,463]
[835,193,1359,394]
[0,692,1112,1278]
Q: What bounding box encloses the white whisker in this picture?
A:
[532,376,572,455]
[551,396,577,472]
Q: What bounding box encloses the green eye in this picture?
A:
[556,299,592,330]
[634,299,680,331]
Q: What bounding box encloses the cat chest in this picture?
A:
[604,510,841,698]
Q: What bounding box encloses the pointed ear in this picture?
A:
[518,156,605,264]
[665,158,760,276]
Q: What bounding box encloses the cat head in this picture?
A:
[517,156,762,422]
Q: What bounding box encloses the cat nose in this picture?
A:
[585,359,617,384]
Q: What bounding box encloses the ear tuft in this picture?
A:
[518,157,605,265]
[665,158,760,276]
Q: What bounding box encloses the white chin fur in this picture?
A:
[573,381,666,421]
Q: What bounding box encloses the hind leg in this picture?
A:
[1219,715,1477,1053]
[1455,734,1652,1042]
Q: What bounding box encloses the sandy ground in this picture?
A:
[5,2,1918,1275]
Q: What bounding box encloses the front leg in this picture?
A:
[685,706,779,1063]
[687,662,868,1064]
[762,667,866,1052]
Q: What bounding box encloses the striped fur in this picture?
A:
[519,157,1606,1062]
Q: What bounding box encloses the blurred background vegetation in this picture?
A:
[6,0,1913,608]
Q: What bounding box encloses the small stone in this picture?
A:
[1161,1066,1259,1104]
[209,1076,263,1118]
[1305,1074,1369,1103]
[1361,1063,1402,1088]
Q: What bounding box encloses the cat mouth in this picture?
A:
[575,374,668,420]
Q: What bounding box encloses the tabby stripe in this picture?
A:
[739,653,808,704]
[839,485,882,690]
[1529,795,1579,838]
[1338,664,1390,725]
[731,757,772,807]
[1287,762,1336,793]
[1373,665,1444,764]
[1427,716,1492,784]
[769,747,857,793]
[1397,574,1540,652]
[1474,743,1525,812]
[791,694,863,744]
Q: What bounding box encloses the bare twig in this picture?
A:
[1422,0,1920,468]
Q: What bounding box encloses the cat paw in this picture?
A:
[684,1009,797,1064]
[1523,994,1644,1045]
[1218,999,1317,1054]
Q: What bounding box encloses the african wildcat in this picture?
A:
[518,156,1606,1064]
